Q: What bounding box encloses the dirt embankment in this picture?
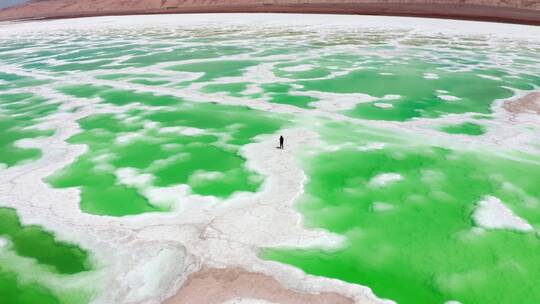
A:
[163,266,355,304]
[0,0,539,25]
[504,92,540,115]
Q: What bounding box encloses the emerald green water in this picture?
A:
[168,60,258,82]
[263,122,540,304]
[1,18,540,304]
[201,82,250,97]
[0,72,49,90]
[440,122,486,136]
[0,207,92,304]
[124,45,252,67]
[0,208,90,274]
[261,83,317,109]
[46,91,286,216]
[302,64,516,121]
[0,269,60,304]
[0,93,57,167]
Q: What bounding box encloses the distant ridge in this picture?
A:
[0,0,539,25]
[0,0,30,10]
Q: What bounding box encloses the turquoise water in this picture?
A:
[0,18,539,304]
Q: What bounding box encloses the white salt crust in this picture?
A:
[372,202,394,212]
[423,73,439,80]
[280,65,314,72]
[473,196,533,232]
[374,103,393,109]
[369,173,403,187]
[438,95,461,102]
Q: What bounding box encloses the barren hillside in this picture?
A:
[0,0,539,25]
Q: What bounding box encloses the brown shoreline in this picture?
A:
[163,266,355,304]
[503,92,540,115]
[0,1,539,25]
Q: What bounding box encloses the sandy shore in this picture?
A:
[504,92,540,115]
[164,266,355,304]
[0,0,539,25]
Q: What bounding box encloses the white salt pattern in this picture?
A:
[369,173,403,187]
[438,95,461,101]
[473,196,533,232]
[374,103,393,109]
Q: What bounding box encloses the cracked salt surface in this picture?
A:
[473,196,533,232]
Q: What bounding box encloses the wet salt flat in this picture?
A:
[0,14,539,304]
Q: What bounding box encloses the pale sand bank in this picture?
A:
[503,92,540,115]
[164,267,355,304]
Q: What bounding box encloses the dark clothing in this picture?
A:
[279,136,284,149]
